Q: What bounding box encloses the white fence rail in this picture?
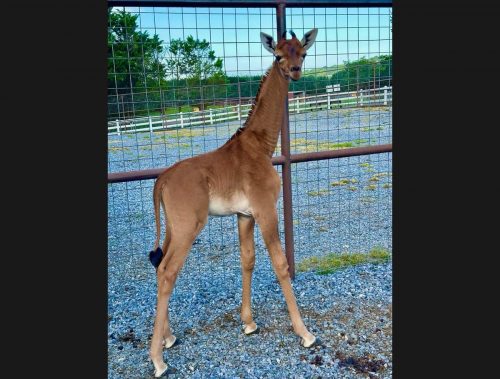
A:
[108,86,392,135]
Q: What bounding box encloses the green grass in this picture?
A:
[369,172,391,182]
[361,126,385,132]
[382,183,392,189]
[287,138,371,153]
[331,178,357,187]
[108,146,130,153]
[297,247,391,275]
[365,184,377,191]
[307,189,330,197]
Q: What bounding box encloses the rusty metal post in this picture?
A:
[276,3,295,279]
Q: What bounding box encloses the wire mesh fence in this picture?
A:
[108,3,392,283]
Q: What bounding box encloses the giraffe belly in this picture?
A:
[208,194,252,217]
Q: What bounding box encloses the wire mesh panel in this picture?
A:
[108,3,392,265]
[292,153,392,267]
[108,4,392,378]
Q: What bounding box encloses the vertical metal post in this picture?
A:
[149,116,153,133]
[180,112,184,128]
[116,119,120,135]
[209,109,213,124]
[383,86,388,105]
[277,3,295,279]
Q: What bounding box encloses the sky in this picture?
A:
[116,6,392,77]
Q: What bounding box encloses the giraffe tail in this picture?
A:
[149,177,165,269]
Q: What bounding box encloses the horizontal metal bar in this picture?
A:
[107,143,392,183]
[108,168,166,183]
[288,143,392,163]
[108,0,392,8]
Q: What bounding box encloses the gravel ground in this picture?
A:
[108,258,392,379]
[108,106,392,378]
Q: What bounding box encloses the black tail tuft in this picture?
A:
[149,247,163,269]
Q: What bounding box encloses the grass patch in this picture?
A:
[153,127,213,140]
[365,184,377,191]
[167,128,211,139]
[108,146,130,152]
[288,138,368,153]
[331,178,357,187]
[313,215,327,221]
[307,189,330,197]
[297,247,391,275]
[346,186,358,191]
[382,183,392,189]
[369,172,391,182]
[361,126,384,132]
[366,106,390,112]
[360,196,376,203]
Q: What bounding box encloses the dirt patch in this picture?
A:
[335,351,387,375]
[117,328,144,348]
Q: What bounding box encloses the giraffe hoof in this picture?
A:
[244,324,259,335]
[163,335,178,349]
[301,335,318,348]
[153,363,168,378]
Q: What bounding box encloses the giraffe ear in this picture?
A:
[260,32,276,54]
[301,28,318,51]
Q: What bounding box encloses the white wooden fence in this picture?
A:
[108,86,392,135]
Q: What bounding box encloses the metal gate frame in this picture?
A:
[107,0,393,279]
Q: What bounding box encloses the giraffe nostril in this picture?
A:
[291,66,301,72]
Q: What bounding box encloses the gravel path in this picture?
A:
[108,106,392,378]
[108,257,392,379]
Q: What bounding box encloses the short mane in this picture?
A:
[222,65,273,146]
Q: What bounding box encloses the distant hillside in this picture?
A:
[303,64,345,77]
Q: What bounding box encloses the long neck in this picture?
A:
[233,62,290,156]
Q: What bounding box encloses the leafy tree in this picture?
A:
[165,36,225,110]
[331,55,392,92]
[108,8,166,93]
[166,36,224,83]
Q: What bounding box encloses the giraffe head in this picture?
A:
[260,28,318,81]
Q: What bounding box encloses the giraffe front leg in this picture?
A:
[256,208,317,348]
[238,214,258,335]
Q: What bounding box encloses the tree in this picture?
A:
[165,36,224,110]
[331,55,392,92]
[108,8,166,92]
[166,36,224,83]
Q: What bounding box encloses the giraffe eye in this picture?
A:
[275,55,282,61]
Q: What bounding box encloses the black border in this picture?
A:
[5,1,108,377]
[5,0,496,376]
[395,1,497,377]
